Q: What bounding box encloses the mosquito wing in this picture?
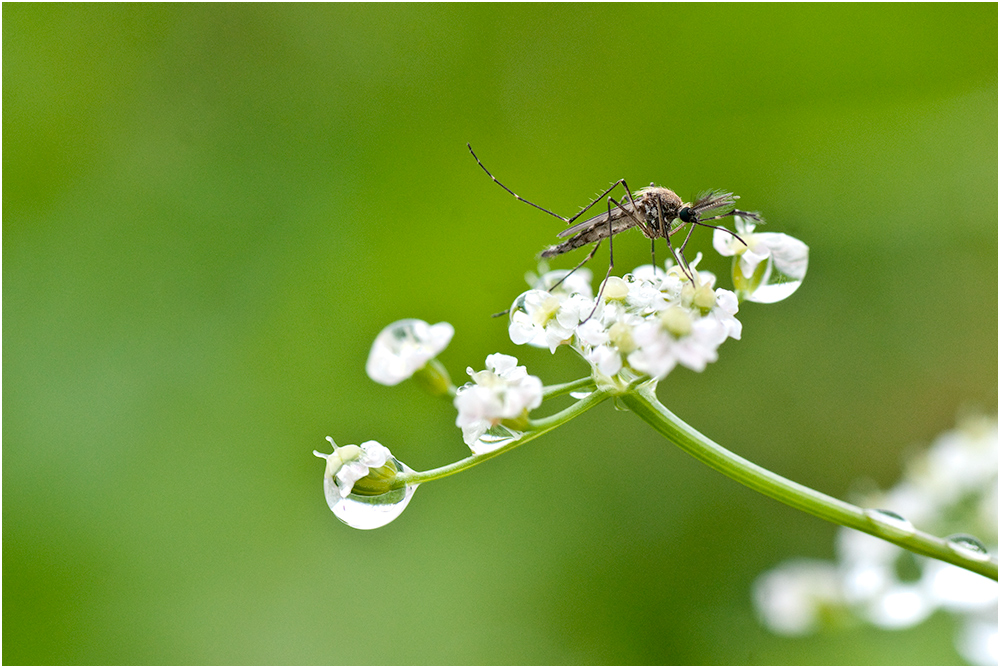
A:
[555,200,642,239]
[691,190,738,217]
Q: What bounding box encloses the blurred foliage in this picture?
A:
[4,4,996,664]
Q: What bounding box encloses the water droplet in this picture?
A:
[612,396,632,412]
[735,231,809,304]
[469,424,521,455]
[744,275,802,304]
[329,458,419,530]
[509,292,529,320]
[945,534,992,562]
[569,390,593,400]
[864,508,916,539]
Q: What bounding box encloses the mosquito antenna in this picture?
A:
[687,211,752,249]
[467,144,569,222]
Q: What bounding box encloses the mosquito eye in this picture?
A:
[679,207,695,223]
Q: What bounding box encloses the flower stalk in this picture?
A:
[394,388,610,486]
[620,385,998,580]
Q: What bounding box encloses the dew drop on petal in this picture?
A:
[741,263,804,304]
[739,233,809,304]
[945,534,992,562]
[329,459,419,530]
[863,508,916,539]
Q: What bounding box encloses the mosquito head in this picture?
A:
[678,206,698,224]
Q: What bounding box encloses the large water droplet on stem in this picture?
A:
[863,508,917,539]
[945,534,992,562]
[328,459,419,530]
[469,423,521,456]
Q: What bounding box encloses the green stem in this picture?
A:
[622,385,998,581]
[542,376,597,400]
[395,388,610,486]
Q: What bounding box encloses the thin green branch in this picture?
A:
[621,386,998,580]
[542,376,597,400]
[394,388,610,486]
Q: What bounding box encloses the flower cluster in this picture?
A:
[509,256,743,381]
[753,415,999,665]
[454,353,543,453]
[319,219,810,528]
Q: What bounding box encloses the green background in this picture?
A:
[4,4,996,664]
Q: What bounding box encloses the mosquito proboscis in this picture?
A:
[468,144,759,319]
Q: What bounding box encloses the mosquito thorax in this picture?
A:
[635,186,684,225]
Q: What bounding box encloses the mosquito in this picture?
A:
[468,143,759,317]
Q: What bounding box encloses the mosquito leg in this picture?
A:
[468,144,570,222]
[676,220,697,255]
[563,179,639,226]
[697,209,762,247]
[654,201,694,281]
[665,237,693,281]
[468,144,643,231]
[547,239,603,292]
[579,196,623,323]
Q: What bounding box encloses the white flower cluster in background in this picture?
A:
[753,415,999,666]
[509,256,743,381]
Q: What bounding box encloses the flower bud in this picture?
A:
[602,276,630,301]
[693,284,717,311]
[659,306,693,337]
[314,438,400,501]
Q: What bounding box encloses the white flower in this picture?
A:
[714,218,809,304]
[753,559,845,636]
[531,267,594,299]
[454,353,542,453]
[712,288,743,340]
[313,438,393,503]
[509,289,594,352]
[575,308,645,378]
[626,280,741,379]
[509,259,745,382]
[586,343,624,377]
[366,319,454,385]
